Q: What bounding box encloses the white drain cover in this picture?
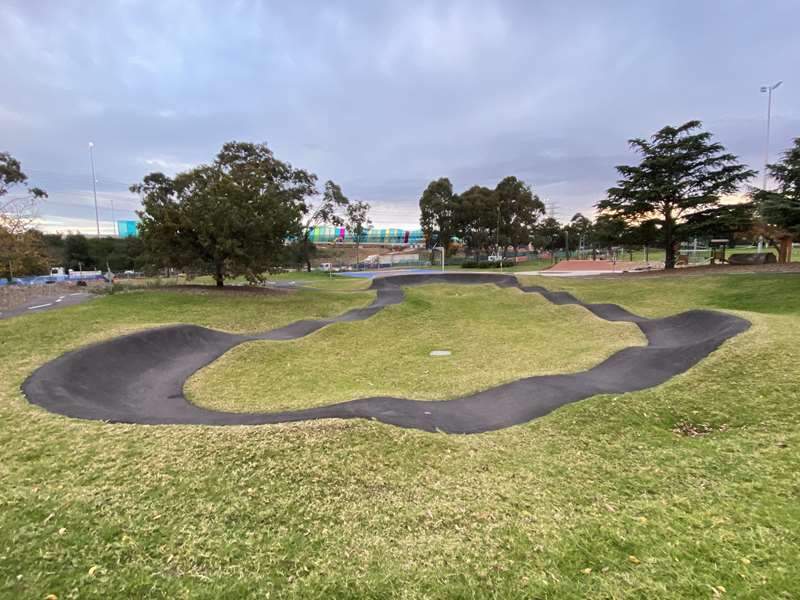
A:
[429,350,451,357]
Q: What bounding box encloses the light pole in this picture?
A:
[760,81,783,189]
[110,197,116,236]
[89,142,100,237]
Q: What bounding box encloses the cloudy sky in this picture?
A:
[2,0,798,234]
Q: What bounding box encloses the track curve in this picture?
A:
[22,273,750,433]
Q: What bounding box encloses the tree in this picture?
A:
[751,137,800,239]
[419,178,456,251]
[133,142,316,287]
[299,180,349,272]
[0,152,47,280]
[64,233,92,270]
[565,212,593,254]
[682,203,755,244]
[453,186,494,259]
[531,216,564,251]
[494,176,545,255]
[597,121,755,268]
[345,200,371,267]
[592,213,628,254]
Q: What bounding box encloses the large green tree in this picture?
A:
[751,137,800,238]
[494,176,545,255]
[531,216,564,251]
[597,121,755,268]
[419,178,456,251]
[133,142,316,287]
[453,185,495,258]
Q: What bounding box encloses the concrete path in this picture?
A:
[0,292,93,321]
[22,273,749,433]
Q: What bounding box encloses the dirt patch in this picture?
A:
[672,421,729,437]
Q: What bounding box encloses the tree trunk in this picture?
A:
[214,263,224,287]
[664,214,675,269]
[303,236,312,272]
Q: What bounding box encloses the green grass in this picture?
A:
[1,275,799,598]
[186,284,643,412]
[117,270,371,292]
[518,273,800,317]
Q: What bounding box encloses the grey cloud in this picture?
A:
[1,0,798,232]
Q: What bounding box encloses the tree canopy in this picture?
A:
[133,141,316,286]
[597,120,755,268]
[453,185,494,258]
[751,137,800,238]
[419,178,456,251]
[419,176,543,257]
[494,176,545,252]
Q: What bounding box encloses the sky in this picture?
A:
[2,0,798,234]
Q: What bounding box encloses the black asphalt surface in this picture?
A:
[0,291,93,321]
[22,273,750,433]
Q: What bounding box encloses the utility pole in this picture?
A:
[760,81,783,189]
[89,142,100,237]
[546,199,559,220]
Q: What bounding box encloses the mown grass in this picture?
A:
[186,284,643,412]
[0,274,798,598]
[116,270,371,292]
[518,272,800,317]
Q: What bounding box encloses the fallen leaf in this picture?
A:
[628,555,640,565]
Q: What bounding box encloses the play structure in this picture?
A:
[23,273,749,433]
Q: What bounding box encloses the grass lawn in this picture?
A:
[186,284,644,412]
[116,270,371,292]
[1,275,799,598]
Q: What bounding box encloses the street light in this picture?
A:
[88,142,100,237]
[760,80,783,189]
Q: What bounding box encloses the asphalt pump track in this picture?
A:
[22,273,750,433]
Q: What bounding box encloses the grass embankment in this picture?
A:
[186,284,643,412]
[1,275,799,598]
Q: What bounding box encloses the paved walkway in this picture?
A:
[0,292,93,321]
